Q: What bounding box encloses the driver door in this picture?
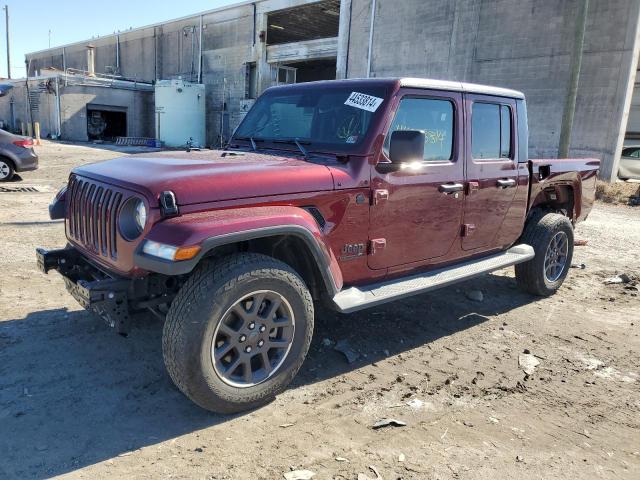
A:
[368,89,465,270]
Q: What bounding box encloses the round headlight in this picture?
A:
[119,197,147,241]
[135,201,147,231]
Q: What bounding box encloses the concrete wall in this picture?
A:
[345,0,640,180]
[625,83,640,143]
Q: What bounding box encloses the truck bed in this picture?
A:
[528,158,600,222]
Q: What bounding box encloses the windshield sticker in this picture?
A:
[346,135,358,144]
[344,92,384,112]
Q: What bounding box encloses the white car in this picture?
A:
[619,145,640,180]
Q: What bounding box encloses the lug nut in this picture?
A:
[239,334,247,343]
[245,346,252,353]
[259,325,266,333]
[248,322,255,330]
[257,340,264,347]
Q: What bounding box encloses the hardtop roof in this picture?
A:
[267,77,525,100]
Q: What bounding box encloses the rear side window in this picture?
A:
[472,102,512,160]
[384,97,454,161]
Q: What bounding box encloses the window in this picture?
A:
[384,98,454,161]
[245,62,257,99]
[271,65,296,86]
[623,147,640,158]
[472,102,512,160]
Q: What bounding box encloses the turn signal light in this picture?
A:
[174,245,201,261]
[143,240,201,261]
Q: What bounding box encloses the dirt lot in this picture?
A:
[0,141,639,479]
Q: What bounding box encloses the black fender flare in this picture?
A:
[134,225,341,296]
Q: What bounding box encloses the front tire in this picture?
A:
[163,253,314,413]
[515,212,574,296]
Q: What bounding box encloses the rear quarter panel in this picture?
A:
[528,158,600,222]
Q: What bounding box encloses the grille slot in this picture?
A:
[67,175,123,259]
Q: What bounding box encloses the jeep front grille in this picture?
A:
[67,175,123,259]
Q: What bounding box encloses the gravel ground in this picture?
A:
[0,141,638,480]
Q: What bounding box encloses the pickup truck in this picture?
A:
[37,78,599,413]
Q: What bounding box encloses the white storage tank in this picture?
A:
[155,79,206,148]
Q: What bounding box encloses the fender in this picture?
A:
[528,158,599,222]
[134,205,343,295]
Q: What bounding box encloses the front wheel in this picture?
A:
[515,212,574,296]
[162,253,314,413]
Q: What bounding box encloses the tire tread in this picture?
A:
[515,212,573,296]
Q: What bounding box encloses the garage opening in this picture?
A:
[86,105,127,141]
[266,0,340,45]
[286,59,337,83]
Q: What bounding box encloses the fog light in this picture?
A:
[143,241,200,261]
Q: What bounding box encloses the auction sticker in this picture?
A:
[344,92,384,112]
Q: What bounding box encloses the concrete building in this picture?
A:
[7,0,640,180]
[0,72,154,141]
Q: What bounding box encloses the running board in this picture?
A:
[332,244,535,313]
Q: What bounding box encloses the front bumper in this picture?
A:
[36,247,134,333]
[36,246,181,334]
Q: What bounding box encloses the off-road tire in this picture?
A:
[515,212,574,296]
[0,157,15,182]
[162,253,314,413]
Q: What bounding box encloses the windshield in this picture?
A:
[233,85,388,152]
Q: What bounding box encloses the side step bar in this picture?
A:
[332,244,535,313]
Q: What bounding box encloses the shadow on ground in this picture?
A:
[0,273,537,479]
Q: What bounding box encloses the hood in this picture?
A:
[73,150,335,206]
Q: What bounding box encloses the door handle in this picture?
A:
[496,178,517,189]
[438,183,464,194]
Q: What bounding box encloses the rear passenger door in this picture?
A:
[462,95,520,251]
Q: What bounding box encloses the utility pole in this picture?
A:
[3,5,10,79]
[558,0,589,158]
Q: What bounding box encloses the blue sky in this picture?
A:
[1,0,238,78]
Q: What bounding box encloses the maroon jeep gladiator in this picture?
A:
[37,78,599,413]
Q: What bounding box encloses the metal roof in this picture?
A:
[399,78,525,99]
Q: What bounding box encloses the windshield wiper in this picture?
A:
[273,138,311,159]
[233,136,259,151]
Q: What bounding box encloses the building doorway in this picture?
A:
[86,105,127,140]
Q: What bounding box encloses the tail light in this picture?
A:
[13,139,34,148]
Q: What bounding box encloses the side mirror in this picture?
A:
[377,130,425,173]
[389,130,425,163]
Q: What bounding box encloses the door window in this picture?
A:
[472,103,512,160]
[384,98,454,162]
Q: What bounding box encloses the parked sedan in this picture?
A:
[0,129,39,181]
[619,145,640,180]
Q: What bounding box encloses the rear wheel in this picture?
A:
[515,212,574,296]
[162,253,314,413]
[0,158,14,182]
